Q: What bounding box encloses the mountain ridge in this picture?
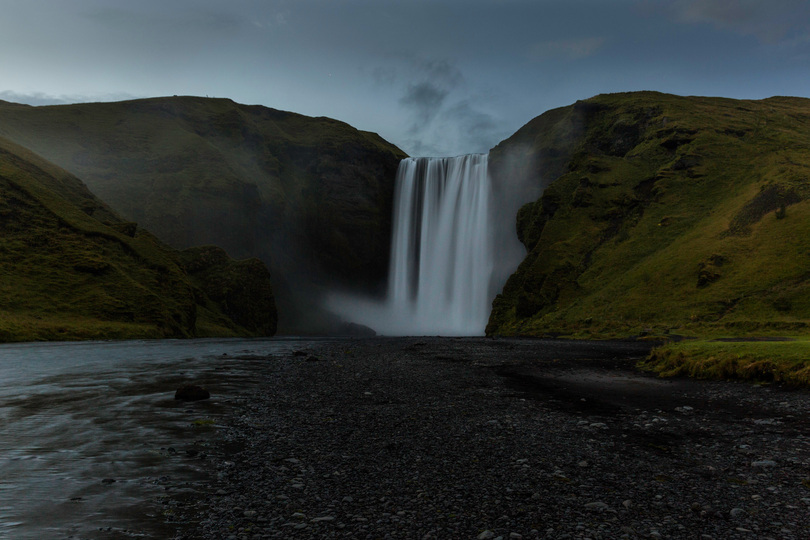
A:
[0,96,406,333]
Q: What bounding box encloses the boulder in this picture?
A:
[175,384,211,401]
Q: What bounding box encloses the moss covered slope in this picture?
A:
[0,97,406,332]
[487,92,810,338]
[0,135,276,341]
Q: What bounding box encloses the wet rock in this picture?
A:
[175,384,210,401]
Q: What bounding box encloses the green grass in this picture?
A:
[487,92,810,349]
[641,338,810,386]
[0,134,277,342]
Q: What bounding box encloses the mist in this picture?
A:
[326,149,541,336]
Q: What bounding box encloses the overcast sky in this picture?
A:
[1,0,809,156]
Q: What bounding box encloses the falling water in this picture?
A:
[386,154,493,334]
[328,154,495,335]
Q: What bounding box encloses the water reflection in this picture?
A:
[0,338,322,539]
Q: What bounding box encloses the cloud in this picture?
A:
[0,90,139,106]
[669,0,810,44]
[397,58,464,132]
[529,37,605,60]
[400,82,450,129]
[390,56,509,156]
[441,101,506,154]
[417,59,464,89]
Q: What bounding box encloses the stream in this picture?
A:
[0,337,322,539]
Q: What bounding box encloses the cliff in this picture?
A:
[0,135,276,341]
[487,92,810,338]
[0,97,406,332]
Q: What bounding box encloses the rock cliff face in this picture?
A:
[487,92,810,337]
[0,97,406,332]
[0,135,276,341]
[179,245,277,336]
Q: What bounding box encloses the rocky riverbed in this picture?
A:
[169,337,810,539]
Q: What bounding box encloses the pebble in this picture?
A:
[584,501,610,511]
[730,507,746,519]
[166,338,810,540]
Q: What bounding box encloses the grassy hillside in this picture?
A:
[0,135,276,341]
[0,97,406,332]
[487,92,810,344]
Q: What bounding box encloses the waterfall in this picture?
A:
[327,153,518,336]
[386,154,493,335]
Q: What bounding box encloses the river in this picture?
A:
[0,337,323,539]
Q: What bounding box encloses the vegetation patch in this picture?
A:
[640,338,810,387]
[0,135,277,342]
[487,92,810,350]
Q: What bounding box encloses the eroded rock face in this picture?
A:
[180,245,278,336]
[175,385,210,401]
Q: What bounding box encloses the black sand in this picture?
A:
[171,337,810,539]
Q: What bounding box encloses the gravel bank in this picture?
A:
[171,337,810,539]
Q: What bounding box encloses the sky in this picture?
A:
[1,0,809,157]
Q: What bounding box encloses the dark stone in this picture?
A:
[672,154,702,171]
[697,269,721,288]
[175,385,210,401]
